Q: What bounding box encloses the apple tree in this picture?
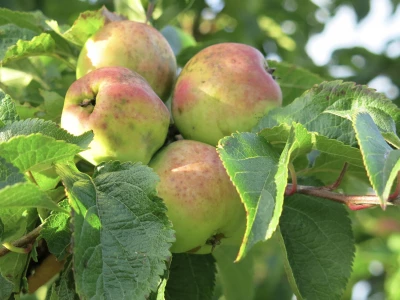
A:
[0,1,399,299]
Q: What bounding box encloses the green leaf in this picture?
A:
[48,7,125,47]
[0,156,25,189]
[46,257,79,300]
[0,89,19,124]
[0,8,51,33]
[307,135,370,194]
[41,199,71,260]
[219,127,312,260]
[165,254,216,300]
[2,33,56,65]
[176,40,224,67]
[0,207,36,242]
[0,208,37,295]
[326,96,400,148]
[259,123,313,160]
[0,254,27,297]
[0,274,13,299]
[313,135,364,167]
[387,264,400,300]
[0,118,93,148]
[268,60,324,106]
[0,24,37,62]
[31,167,61,191]
[279,194,354,300]
[57,161,175,299]
[212,245,255,300]
[254,81,400,146]
[0,8,76,66]
[40,89,65,123]
[0,182,64,211]
[258,123,370,194]
[0,133,82,173]
[0,219,3,241]
[161,25,196,56]
[218,133,280,259]
[114,0,147,23]
[353,112,400,208]
[149,277,167,300]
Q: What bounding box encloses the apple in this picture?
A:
[61,66,170,166]
[172,42,282,146]
[76,20,177,100]
[149,140,246,254]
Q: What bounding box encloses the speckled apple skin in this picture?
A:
[76,20,177,100]
[149,140,246,254]
[61,67,170,165]
[172,42,282,146]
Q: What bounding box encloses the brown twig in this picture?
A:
[287,183,399,207]
[325,163,349,191]
[0,224,43,257]
[285,163,297,196]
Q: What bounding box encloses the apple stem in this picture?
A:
[146,3,155,24]
[79,98,96,107]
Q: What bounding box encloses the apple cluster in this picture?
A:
[61,20,282,254]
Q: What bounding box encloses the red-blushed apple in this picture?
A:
[61,67,170,166]
[76,20,177,100]
[172,42,283,146]
[149,140,246,254]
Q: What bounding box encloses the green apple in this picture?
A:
[172,42,282,146]
[61,66,170,166]
[149,140,246,254]
[76,20,177,100]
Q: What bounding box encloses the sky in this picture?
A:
[308,0,400,65]
[307,0,400,98]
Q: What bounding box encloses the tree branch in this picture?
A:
[287,183,400,208]
[0,224,43,257]
[1,176,397,257]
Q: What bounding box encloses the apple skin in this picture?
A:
[172,42,282,146]
[149,140,246,254]
[76,20,177,100]
[61,67,170,166]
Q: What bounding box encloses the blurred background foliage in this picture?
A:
[1,0,400,299]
